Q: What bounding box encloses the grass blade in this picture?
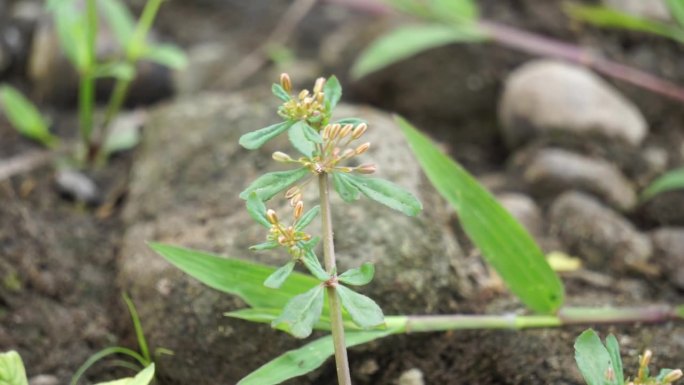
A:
[641,167,684,201]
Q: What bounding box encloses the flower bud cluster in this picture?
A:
[277,75,327,123]
[265,202,311,258]
[316,121,376,174]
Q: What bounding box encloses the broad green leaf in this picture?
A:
[264,261,296,289]
[288,121,318,158]
[338,263,374,286]
[239,121,293,150]
[336,285,384,329]
[0,351,28,385]
[294,205,320,231]
[239,167,309,201]
[566,4,683,43]
[246,193,271,228]
[345,174,422,216]
[122,293,150,363]
[237,329,396,385]
[323,76,342,109]
[93,62,136,80]
[271,84,291,102]
[641,167,684,201]
[605,334,624,385]
[332,172,360,202]
[429,0,479,22]
[142,44,188,70]
[249,241,279,251]
[352,24,486,79]
[0,85,57,148]
[667,0,684,28]
[95,363,155,385]
[103,119,140,155]
[302,249,329,281]
[398,116,564,313]
[272,285,325,338]
[149,243,321,310]
[98,0,135,49]
[574,329,616,385]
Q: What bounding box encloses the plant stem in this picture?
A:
[79,0,98,162]
[318,173,352,385]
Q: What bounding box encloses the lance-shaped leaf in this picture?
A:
[271,84,291,102]
[142,44,188,70]
[324,76,342,110]
[264,261,296,289]
[574,329,617,385]
[288,121,320,158]
[641,167,684,201]
[249,241,279,251]
[239,121,293,150]
[336,285,384,329]
[398,116,564,314]
[246,193,271,228]
[0,85,57,148]
[332,172,361,203]
[667,0,684,28]
[0,350,28,385]
[294,205,320,231]
[239,167,309,201]
[345,174,422,216]
[98,0,135,49]
[338,263,375,286]
[272,285,325,338]
[605,334,624,385]
[93,62,136,81]
[334,117,367,126]
[302,249,329,281]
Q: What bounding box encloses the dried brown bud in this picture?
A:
[330,124,342,139]
[340,149,355,159]
[272,151,292,162]
[352,123,368,139]
[280,73,292,93]
[355,164,376,174]
[335,167,353,173]
[285,186,300,199]
[298,89,309,100]
[266,209,279,225]
[355,142,370,155]
[316,92,324,104]
[663,369,683,383]
[339,124,353,138]
[290,193,302,206]
[294,201,304,220]
[322,124,332,139]
[313,77,325,93]
[641,350,652,367]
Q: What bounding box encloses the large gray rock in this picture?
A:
[520,148,637,211]
[650,227,684,289]
[118,91,471,384]
[549,191,652,271]
[499,60,648,149]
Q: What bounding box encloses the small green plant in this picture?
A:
[70,293,171,385]
[575,329,682,385]
[0,350,155,385]
[566,0,684,44]
[641,166,684,202]
[0,0,185,166]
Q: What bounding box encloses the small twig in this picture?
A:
[221,0,318,88]
[0,149,56,182]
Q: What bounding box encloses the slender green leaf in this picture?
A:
[239,167,309,201]
[98,0,135,49]
[249,241,279,251]
[336,285,384,329]
[566,4,683,43]
[294,205,320,231]
[122,293,150,363]
[641,167,684,201]
[574,329,616,385]
[352,24,486,79]
[272,285,325,338]
[605,334,624,385]
[228,308,334,332]
[237,329,396,385]
[345,174,422,216]
[239,121,293,150]
[93,62,136,80]
[667,0,684,28]
[149,243,321,310]
[0,85,57,148]
[246,193,271,228]
[429,0,479,22]
[302,249,329,281]
[95,364,155,385]
[271,84,291,102]
[338,263,374,286]
[70,347,147,385]
[142,44,188,70]
[324,76,342,109]
[334,118,367,126]
[288,121,318,158]
[0,351,28,385]
[398,116,564,313]
[264,261,296,289]
[332,172,361,202]
[52,3,89,71]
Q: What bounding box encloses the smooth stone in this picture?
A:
[496,192,543,238]
[55,169,100,204]
[549,191,652,271]
[499,60,647,149]
[520,148,637,211]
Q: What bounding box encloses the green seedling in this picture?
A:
[0,350,155,385]
[641,167,684,202]
[566,0,684,44]
[575,329,683,385]
[70,293,171,385]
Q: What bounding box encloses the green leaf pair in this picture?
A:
[333,172,423,217]
[574,329,623,385]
